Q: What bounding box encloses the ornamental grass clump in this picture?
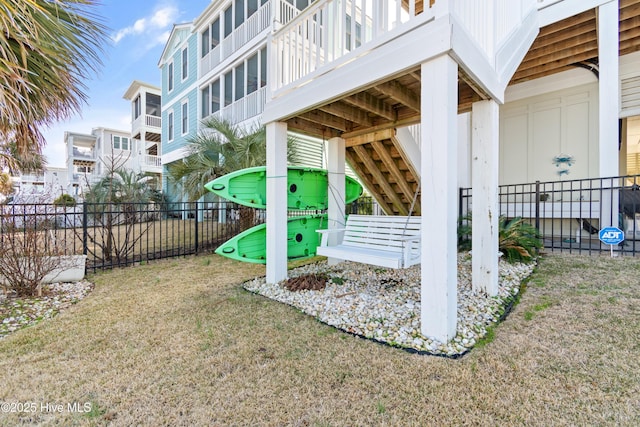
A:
[457,215,542,263]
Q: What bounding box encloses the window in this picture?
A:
[201,87,210,118]
[182,102,189,135]
[182,47,188,80]
[133,95,141,119]
[260,47,267,88]
[146,94,161,117]
[211,18,220,49]
[168,61,174,92]
[211,79,220,113]
[224,71,233,106]
[235,63,244,101]
[235,0,244,29]
[247,53,258,95]
[224,6,233,37]
[201,27,210,57]
[113,136,130,150]
[168,111,174,141]
[248,0,259,18]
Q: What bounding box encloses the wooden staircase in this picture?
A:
[346,134,420,216]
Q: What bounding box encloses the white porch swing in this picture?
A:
[316,182,421,269]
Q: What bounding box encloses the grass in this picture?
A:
[0,253,639,425]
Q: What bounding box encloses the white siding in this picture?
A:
[500,83,598,184]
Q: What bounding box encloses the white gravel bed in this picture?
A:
[244,253,536,357]
[0,280,94,339]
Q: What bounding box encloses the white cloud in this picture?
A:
[111,4,178,45]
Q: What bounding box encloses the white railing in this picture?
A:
[272,0,429,94]
[451,0,536,61]
[204,2,272,76]
[20,174,45,183]
[132,114,162,136]
[207,86,267,124]
[145,115,161,128]
[144,155,162,168]
[200,44,222,76]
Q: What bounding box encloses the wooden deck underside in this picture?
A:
[283,0,640,215]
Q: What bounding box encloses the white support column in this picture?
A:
[420,55,458,343]
[266,121,288,284]
[327,137,346,265]
[471,100,500,296]
[598,0,620,229]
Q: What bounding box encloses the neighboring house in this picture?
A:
[256,0,640,341]
[10,167,68,202]
[65,127,133,196]
[62,81,163,198]
[158,1,337,203]
[123,80,163,187]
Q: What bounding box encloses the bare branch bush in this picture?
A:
[72,148,161,265]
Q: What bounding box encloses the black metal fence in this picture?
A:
[0,197,377,273]
[460,174,640,255]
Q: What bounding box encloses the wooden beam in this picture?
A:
[520,39,598,68]
[539,10,595,37]
[343,92,396,121]
[298,110,352,132]
[353,145,408,215]
[620,1,640,21]
[345,150,394,214]
[530,21,596,51]
[318,102,374,127]
[341,116,421,139]
[375,80,421,113]
[458,70,489,100]
[371,140,420,214]
[345,128,395,147]
[285,117,341,139]
[513,49,598,82]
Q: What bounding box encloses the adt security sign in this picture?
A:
[599,227,624,245]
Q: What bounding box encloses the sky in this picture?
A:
[42,0,211,168]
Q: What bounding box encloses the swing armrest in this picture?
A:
[316,228,346,247]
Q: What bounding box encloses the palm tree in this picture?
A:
[0,171,14,200]
[168,117,298,201]
[168,117,298,230]
[0,0,107,159]
[83,168,160,263]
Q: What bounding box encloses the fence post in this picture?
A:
[534,180,540,231]
[82,201,88,256]
[194,201,199,254]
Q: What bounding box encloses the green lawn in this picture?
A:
[0,253,638,425]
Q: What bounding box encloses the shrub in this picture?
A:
[53,193,76,207]
[457,215,542,263]
[0,220,71,297]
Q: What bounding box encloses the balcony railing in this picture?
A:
[144,155,162,168]
[271,0,431,94]
[271,0,536,96]
[132,114,161,134]
[200,1,273,77]
[206,86,267,124]
[20,174,46,183]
